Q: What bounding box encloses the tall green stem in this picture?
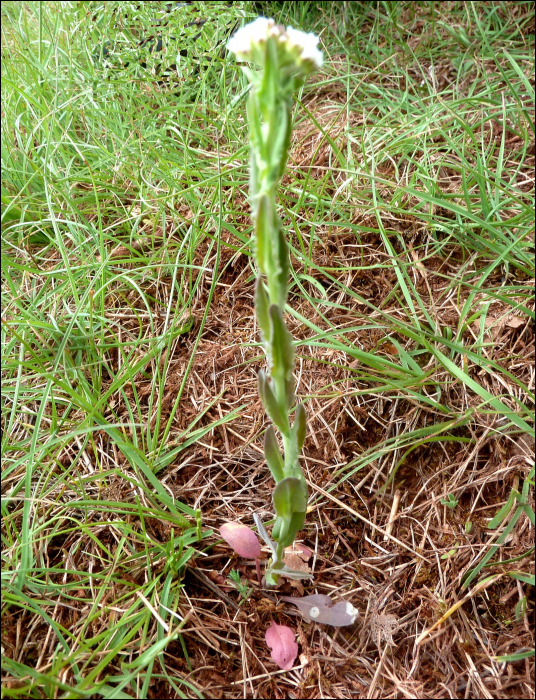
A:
[228,17,322,585]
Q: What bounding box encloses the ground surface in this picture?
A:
[1,1,535,698]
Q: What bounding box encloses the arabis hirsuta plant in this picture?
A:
[228,19,322,585]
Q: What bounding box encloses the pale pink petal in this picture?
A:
[220,522,261,559]
[265,621,298,670]
[280,594,359,627]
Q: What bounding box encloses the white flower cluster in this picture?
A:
[227,17,323,73]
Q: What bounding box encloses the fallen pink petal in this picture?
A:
[265,621,298,670]
[219,522,261,560]
[280,594,359,627]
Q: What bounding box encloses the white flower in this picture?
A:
[227,17,274,60]
[227,17,323,73]
[285,27,323,69]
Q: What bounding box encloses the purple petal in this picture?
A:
[281,594,358,627]
[265,621,298,670]
[220,522,261,559]
[280,594,333,615]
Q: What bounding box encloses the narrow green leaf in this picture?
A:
[482,546,534,569]
[494,650,535,662]
[292,403,306,452]
[431,346,533,434]
[269,304,294,382]
[264,427,284,482]
[273,101,292,182]
[462,506,524,589]
[255,276,270,341]
[522,504,535,526]
[515,595,528,622]
[121,631,180,670]
[258,370,289,435]
[254,194,270,274]
[507,571,535,586]
[488,489,519,528]
[285,377,295,410]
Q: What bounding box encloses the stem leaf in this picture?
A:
[273,477,307,518]
[255,276,270,342]
[264,426,285,482]
[269,304,294,383]
[292,403,306,451]
[258,370,289,436]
